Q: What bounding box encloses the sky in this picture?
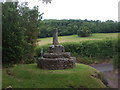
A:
[26,0,119,21]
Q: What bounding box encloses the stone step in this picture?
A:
[43,52,71,58]
[37,57,76,70]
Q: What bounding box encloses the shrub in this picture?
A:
[77,26,91,37]
[62,39,115,58]
[112,38,120,69]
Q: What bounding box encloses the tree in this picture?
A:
[19,3,42,63]
[38,19,119,38]
[77,26,91,37]
[2,2,24,65]
[2,2,42,65]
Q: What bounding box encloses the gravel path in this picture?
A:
[90,64,118,88]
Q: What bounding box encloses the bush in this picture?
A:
[112,38,120,69]
[62,39,115,58]
[77,26,91,37]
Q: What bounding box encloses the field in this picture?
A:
[2,64,107,88]
[37,33,118,46]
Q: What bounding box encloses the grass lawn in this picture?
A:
[2,63,107,88]
[37,33,118,46]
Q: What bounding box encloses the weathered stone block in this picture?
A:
[48,45,65,53]
[43,52,71,58]
[37,57,76,70]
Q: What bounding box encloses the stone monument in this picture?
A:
[37,28,76,70]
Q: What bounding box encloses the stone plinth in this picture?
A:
[37,45,76,70]
[48,45,65,53]
[37,28,76,70]
[37,57,76,70]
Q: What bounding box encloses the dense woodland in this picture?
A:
[39,19,120,38]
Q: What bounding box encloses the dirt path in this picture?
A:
[90,64,118,88]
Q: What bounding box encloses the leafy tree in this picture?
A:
[77,26,91,37]
[19,3,42,63]
[2,2,42,65]
[2,2,24,65]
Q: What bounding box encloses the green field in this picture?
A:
[37,33,118,46]
[2,64,107,88]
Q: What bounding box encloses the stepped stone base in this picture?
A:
[37,45,76,70]
[37,57,76,70]
[43,52,71,58]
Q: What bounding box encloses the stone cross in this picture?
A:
[53,28,59,45]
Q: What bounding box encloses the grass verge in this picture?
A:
[2,63,107,88]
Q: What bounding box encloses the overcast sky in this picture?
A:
[27,0,119,21]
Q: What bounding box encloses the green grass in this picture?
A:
[37,33,118,46]
[2,63,107,88]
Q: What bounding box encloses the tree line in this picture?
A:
[38,19,120,38]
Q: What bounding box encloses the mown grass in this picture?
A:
[2,64,107,88]
[37,33,118,46]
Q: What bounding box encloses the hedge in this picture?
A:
[36,39,117,58]
[35,39,119,68]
